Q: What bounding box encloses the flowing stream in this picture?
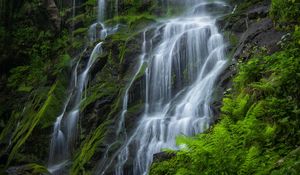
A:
[47,0,110,174]
[97,0,229,175]
[47,42,103,174]
[48,0,229,174]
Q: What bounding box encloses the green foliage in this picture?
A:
[105,13,156,30]
[270,0,300,23]
[9,163,51,175]
[73,27,88,36]
[228,0,266,12]
[271,147,300,175]
[119,0,155,15]
[150,27,300,175]
[70,121,110,175]
[84,0,97,6]
[6,26,70,92]
[5,80,66,165]
[81,82,119,111]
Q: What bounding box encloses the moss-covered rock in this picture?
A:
[6,163,50,175]
[2,78,67,166]
[71,121,110,175]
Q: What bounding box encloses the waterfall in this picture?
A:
[98,0,105,22]
[48,43,103,174]
[48,0,113,174]
[94,30,149,175]
[96,0,229,175]
[89,0,119,42]
[88,0,107,42]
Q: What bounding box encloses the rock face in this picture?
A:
[234,18,284,60]
[212,1,286,117]
[153,152,176,163]
[44,0,61,31]
[217,2,285,60]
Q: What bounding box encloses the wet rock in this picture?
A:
[217,3,269,34]
[153,152,176,162]
[193,2,232,15]
[6,164,50,175]
[217,2,285,61]
[247,5,269,19]
[213,1,284,120]
[234,18,285,60]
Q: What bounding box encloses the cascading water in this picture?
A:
[48,43,103,174]
[89,0,119,42]
[48,0,115,174]
[98,0,105,22]
[96,0,229,175]
[88,0,107,41]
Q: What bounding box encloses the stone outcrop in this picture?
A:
[217,2,285,60]
[211,1,286,120]
[44,0,61,31]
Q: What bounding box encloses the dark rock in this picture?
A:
[247,5,269,19]
[216,13,247,34]
[0,153,8,165]
[193,2,232,15]
[6,164,50,175]
[217,4,269,35]
[232,18,248,33]
[153,152,176,163]
[234,18,285,60]
[44,0,61,31]
[217,1,285,61]
[213,1,284,122]
[90,53,108,80]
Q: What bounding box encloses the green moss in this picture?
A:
[66,9,97,29]
[67,14,86,25]
[70,121,110,175]
[5,163,50,175]
[6,80,66,166]
[108,93,123,118]
[84,0,97,6]
[270,0,300,24]
[134,62,148,80]
[73,27,88,36]
[105,14,156,30]
[271,147,300,174]
[71,39,85,50]
[224,31,239,47]
[127,102,143,117]
[81,82,119,111]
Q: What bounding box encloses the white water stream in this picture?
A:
[47,0,114,174]
[96,1,229,175]
[48,0,229,174]
[48,42,103,174]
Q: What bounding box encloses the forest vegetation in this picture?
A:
[0,0,299,174]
